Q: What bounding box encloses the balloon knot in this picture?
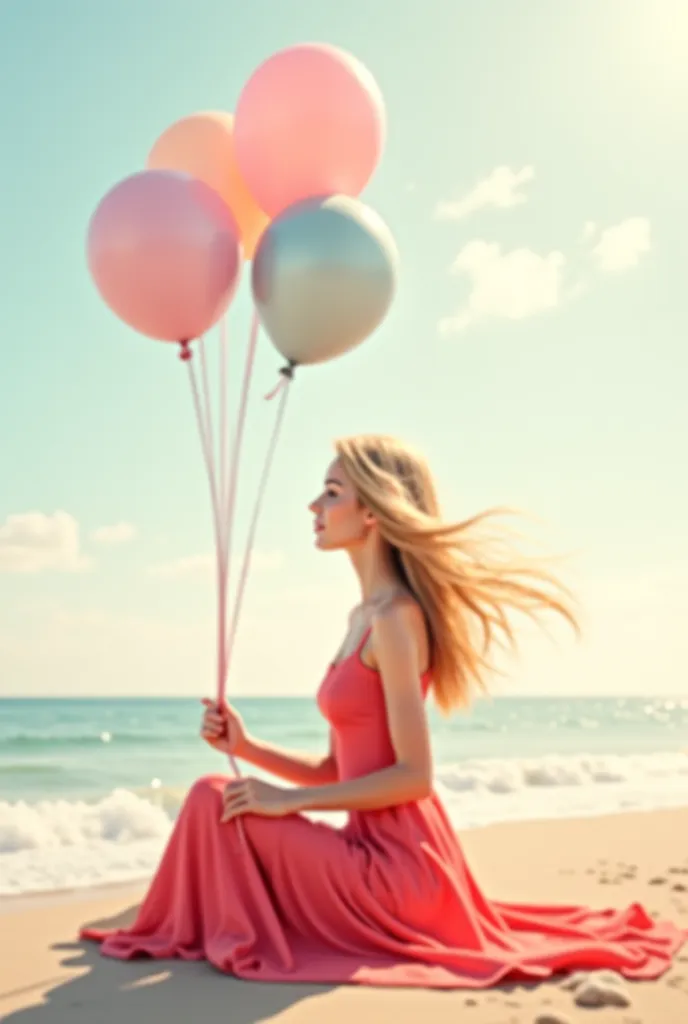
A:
[264,361,296,401]
[179,340,192,362]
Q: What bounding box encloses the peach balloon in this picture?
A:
[235,44,385,217]
[87,170,241,343]
[147,112,269,258]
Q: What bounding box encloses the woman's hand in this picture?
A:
[200,698,250,758]
[220,777,299,823]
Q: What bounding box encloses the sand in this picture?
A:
[1,808,687,1024]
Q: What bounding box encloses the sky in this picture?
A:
[1,1,687,699]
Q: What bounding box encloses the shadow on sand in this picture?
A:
[2,902,336,1024]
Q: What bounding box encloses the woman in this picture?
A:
[83,434,686,987]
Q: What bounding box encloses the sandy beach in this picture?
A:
[1,808,687,1024]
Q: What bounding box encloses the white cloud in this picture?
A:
[435,165,534,221]
[148,549,284,580]
[90,522,137,545]
[0,511,91,573]
[581,220,597,242]
[439,240,566,333]
[588,216,651,272]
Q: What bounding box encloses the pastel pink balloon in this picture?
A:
[235,44,385,217]
[87,170,241,343]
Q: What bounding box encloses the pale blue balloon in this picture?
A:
[252,194,399,367]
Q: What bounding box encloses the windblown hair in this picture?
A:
[334,434,579,713]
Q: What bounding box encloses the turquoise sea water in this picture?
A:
[1,696,687,896]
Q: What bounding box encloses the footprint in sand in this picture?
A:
[598,863,637,885]
[534,1014,573,1024]
[561,970,632,1009]
[649,876,667,885]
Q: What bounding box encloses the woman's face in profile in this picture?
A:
[308,459,370,552]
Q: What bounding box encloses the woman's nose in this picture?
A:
[308,497,320,514]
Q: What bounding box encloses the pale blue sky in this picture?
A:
[1,1,687,697]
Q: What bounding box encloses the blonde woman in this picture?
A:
[83,435,686,986]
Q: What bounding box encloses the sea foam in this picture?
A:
[1,750,687,896]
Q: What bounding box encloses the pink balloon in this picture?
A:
[87,170,241,343]
[235,44,385,217]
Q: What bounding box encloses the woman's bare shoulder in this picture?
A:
[368,594,429,671]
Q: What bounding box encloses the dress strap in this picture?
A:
[355,626,373,655]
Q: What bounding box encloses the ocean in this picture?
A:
[1,695,687,898]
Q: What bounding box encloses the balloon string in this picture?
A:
[185,339,249,853]
[186,342,221,558]
[184,334,292,845]
[198,339,231,733]
[263,363,295,401]
[223,375,293,684]
[217,318,231,722]
[218,318,230,560]
[185,350,241,781]
[218,310,260,706]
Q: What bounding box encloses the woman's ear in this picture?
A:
[363,509,377,527]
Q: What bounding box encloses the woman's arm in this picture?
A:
[240,730,339,787]
[291,602,432,812]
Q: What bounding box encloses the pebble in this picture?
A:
[560,970,589,991]
[574,977,631,1008]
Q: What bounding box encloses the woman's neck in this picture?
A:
[348,542,402,606]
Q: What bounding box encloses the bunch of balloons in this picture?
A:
[86,44,398,763]
[87,42,398,368]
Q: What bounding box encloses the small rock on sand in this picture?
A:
[574,977,631,1008]
[560,970,589,991]
[534,1014,573,1024]
[561,970,631,1008]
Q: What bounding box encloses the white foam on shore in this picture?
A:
[2,750,688,896]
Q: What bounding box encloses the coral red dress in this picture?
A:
[82,633,686,987]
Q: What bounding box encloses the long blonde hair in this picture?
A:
[335,434,579,713]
